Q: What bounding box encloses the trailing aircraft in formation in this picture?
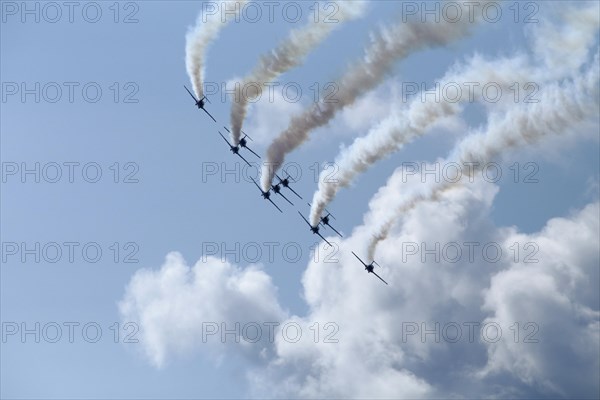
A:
[352,252,388,285]
[250,177,283,213]
[218,131,252,167]
[223,127,260,158]
[276,174,303,199]
[298,211,333,247]
[318,210,342,238]
[271,182,295,206]
[184,85,217,123]
[307,204,343,238]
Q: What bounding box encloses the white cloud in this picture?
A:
[118,253,287,368]
[247,182,599,398]
[119,185,599,398]
[480,202,600,397]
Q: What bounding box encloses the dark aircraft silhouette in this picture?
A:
[298,211,333,246]
[319,211,342,238]
[250,177,283,213]
[306,203,343,238]
[271,181,295,206]
[184,85,217,123]
[218,131,252,167]
[223,127,260,158]
[276,174,303,199]
[352,252,388,285]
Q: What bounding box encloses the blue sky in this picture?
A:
[1,1,599,398]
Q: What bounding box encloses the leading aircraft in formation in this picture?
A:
[184,85,217,123]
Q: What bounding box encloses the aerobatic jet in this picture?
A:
[352,252,388,285]
[184,85,217,123]
[276,174,303,199]
[298,211,333,246]
[218,131,252,167]
[307,203,343,237]
[223,127,260,158]
[319,210,342,237]
[270,182,295,206]
[250,178,283,213]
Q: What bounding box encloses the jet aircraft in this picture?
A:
[298,211,333,246]
[250,177,283,213]
[184,85,217,123]
[218,131,252,167]
[352,252,388,285]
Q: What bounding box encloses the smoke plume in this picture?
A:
[366,53,599,259]
[309,3,600,226]
[186,1,248,98]
[229,1,366,144]
[260,0,494,191]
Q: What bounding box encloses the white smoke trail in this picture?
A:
[260,0,494,191]
[366,53,600,260]
[229,1,366,145]
[186,0,248,98]
[308,55,531,225]
[309,3,600,226]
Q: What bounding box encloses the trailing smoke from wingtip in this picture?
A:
[260,0,495,192]
[186,0,248,98]
[229,0,367,145]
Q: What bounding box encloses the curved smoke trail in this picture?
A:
[366,53,600,260]
[229,1,366,145]
[309,4,600,226]
[260,0,494,192]
[186,0,248,98]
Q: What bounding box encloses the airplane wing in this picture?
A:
[236,152,252,167]
[286,185,303,199]
[316,232,333,247]
[202,107,217,123]
[371,271,389,285]
[218,131,232,146]
[250,177,264,192]
[326,223,343,238]
[243,145,261,159]
[223,126,231,133]
[241,131,252,140]
[352,251,368,268]
[268,198,283,213]
[298,211,312,228]
[184,85,198,102]
[277,191,294,206]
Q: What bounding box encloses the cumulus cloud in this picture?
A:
[248,184,599,398]
[118,253,287,368]
[119,192,599,399]
[480,202,600,397]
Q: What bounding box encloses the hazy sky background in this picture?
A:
[1,1,599,398]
